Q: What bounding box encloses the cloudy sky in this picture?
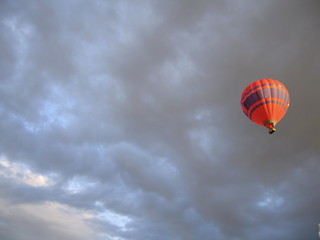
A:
[0,0,320,239]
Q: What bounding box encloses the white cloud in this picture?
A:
[257,190,284,209]
[0,156,55,187]
[0,198,98,240]
[95,201,131,229]
[63,175,97,195]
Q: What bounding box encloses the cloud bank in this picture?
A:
[0,0,320,239]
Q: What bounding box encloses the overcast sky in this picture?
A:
[0,0,320,239]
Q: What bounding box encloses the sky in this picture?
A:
[0,0,320,239]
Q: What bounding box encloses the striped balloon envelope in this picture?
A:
[241,79,290,134]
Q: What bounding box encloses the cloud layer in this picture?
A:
[1,0,320,239]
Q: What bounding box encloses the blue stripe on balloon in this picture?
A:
[241,83,284,102]
[243,88,289,111]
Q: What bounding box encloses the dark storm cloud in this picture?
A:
[0,0,320,239]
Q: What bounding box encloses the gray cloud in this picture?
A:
[0,0,320,239]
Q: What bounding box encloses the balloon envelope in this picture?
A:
[241,79,290,133]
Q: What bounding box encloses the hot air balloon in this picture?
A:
[240,79,290,134]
